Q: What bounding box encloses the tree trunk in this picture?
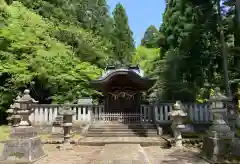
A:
[217,0,231,96]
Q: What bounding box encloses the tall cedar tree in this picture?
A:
[223,0,240,81]
[141,25,160,48]
[78,0,113,37]
[111,3,135,65]
[154,0,220,101]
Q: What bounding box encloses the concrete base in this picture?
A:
[1,127,46,163]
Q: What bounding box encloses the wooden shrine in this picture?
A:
[90,65,155,113]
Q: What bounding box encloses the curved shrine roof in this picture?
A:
[90,66,155,91]
[100,68,144,79]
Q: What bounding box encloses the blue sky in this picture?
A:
[108,0,165,46]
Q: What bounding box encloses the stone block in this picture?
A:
[156,126,163,136]
[202,136,232,161]
[52,126,63,134]
[1,127,46,163]
[9,127,38,139]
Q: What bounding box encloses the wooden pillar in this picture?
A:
[104,92,108,113]
[135,92,141,113]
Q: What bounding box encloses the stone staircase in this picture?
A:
[86,122,159,137]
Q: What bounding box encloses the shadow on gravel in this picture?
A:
[160,149,208,164]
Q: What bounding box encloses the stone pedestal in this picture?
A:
[1,89,46,163]
[202,119,234,161]
[1,127,46,162]
[202,88,234,162]
[172,124,186,147]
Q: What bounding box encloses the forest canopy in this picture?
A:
[0,0,240,118]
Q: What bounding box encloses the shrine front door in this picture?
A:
[105,91,140,113]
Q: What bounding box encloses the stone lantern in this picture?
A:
[1,89,46,163]
[14,89,38,126]
[209,88,229,119]
[207,88,233,137]
[6,106,14,126]
[226,98,237,131]
[202,87,234,162]
[169,101,187,148]
[8,95,22,127]
[59,106,76,144]
[234,88,240,130]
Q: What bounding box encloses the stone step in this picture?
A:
[87,130,157,134]
[86,134,159,137]
[88,128,157,132]
[91,123,155,126]
[88,127,157,130]
[87,123,158,137]
[90,124,156,128]
[78,137,168,147]
[86,132,158,137]
[87,131,158,134]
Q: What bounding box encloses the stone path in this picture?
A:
[95,144,149,163]
[144,147,208,164]
[32,144,209,164]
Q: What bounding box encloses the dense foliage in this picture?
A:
[0,1,103,106]
[1,0,240,123]
[142,0,240,102]
[0,0,135,117]
[141,25,160,48]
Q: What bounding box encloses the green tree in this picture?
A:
[153,0,221,101]
[111,3,135,65]
[132,46,160,76]
[18,0,113,68]
[223,0,240,90]
[141,25,160,48]
[0,1,103,111]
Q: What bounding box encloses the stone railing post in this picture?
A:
[1,89,46,163]
[169,101,187,148]
[89,106,93,123]
[202,87,234,162]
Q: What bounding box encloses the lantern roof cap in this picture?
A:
[14,89,38,103]
[59,106,76,115]
[209,87,231,102]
